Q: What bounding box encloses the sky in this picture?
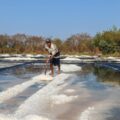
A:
[0,0,120,39]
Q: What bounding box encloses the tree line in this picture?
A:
[0,27,120,56]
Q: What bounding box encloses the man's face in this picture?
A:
[47,42,51,48]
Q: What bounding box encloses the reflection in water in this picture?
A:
[1,63,44,80]
[80,64,120,86]
[77,64,120,120]
[93,64,120,86]
[107,108,120,120]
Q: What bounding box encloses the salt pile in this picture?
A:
[61,64,82,72]
[0,74,52,103]
[63,57,81,61]
[3,57,37,61]
[51,94,78,105]
[80,107,94,120]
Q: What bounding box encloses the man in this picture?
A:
[45,38,60,76]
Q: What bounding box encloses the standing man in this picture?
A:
[45,38,60,76]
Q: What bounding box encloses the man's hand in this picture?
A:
[50,55,54,59]
[46,59,49,63]
[46,55,54,63]
[46,55,52,63]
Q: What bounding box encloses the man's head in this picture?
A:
[46,38,52,47]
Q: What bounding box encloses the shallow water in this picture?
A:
[0,62,120,120]
[0,63,49,114]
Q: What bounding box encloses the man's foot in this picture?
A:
[49,73,54,77]
[58,70,60,74]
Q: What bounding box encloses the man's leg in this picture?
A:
[50,63,54,76]
[57,64,60,74]
[57,57,60,74]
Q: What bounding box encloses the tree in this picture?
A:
[93,27,120,55]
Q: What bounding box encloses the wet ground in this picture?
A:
[0,62,120,120]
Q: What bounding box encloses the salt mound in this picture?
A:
[80,107,94,120]
[33,74,53,81]
[63,57,81,61]
[65,89,75,93]
[51,94,78,105]
[3,57,36,61]
[0,114,50,120]
[61,64,82,72]
[23,115,50,120]
[0,74,53,103]
[15,74,72,117]
[0,114,17,120]
[0,54,10,57]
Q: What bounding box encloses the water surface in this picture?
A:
[0,63,120,120]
